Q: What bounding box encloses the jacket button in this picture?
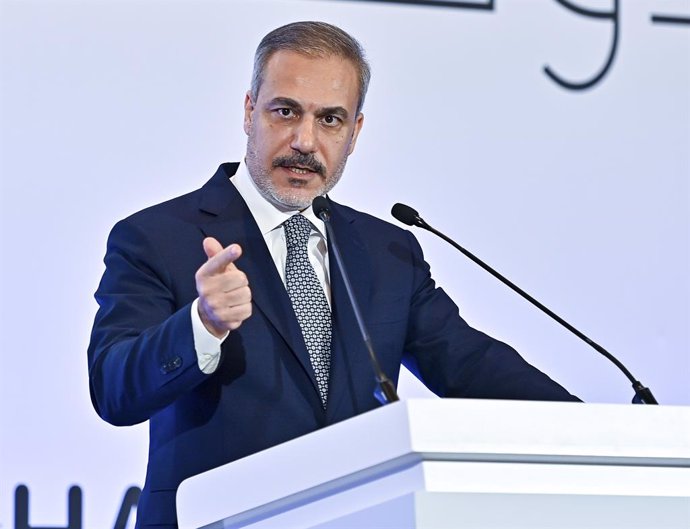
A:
[160,356,182,374]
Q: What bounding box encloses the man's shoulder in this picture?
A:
[331,200,409,239]
[117,163,240,228]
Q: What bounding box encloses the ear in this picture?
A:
[243,91,254,135]
[347,112,365,155]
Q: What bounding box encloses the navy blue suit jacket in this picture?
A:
[88,163,578,527]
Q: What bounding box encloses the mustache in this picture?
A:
[272,153,325,177]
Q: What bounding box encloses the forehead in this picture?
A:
[259,50,360,112]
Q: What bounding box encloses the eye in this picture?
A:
[321,115,342,127]
[275,108,295,118]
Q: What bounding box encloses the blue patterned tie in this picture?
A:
[284,214,332,407]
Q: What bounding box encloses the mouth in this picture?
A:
[273,154,325,178]
[285,166,315,176]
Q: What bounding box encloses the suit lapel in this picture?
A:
[196,164,321,400]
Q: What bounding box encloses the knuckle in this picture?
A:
[239,286,252,302]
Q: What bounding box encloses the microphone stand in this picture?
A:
[392,203,658,405]
[314,197,399,405]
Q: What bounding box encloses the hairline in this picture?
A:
[250,22,370,115]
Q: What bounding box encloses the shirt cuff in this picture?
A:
[191,298,228,374]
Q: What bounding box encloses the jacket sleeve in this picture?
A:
[87,217,209,426]
[400,230,581,402]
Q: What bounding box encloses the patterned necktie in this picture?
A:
[283,214,332,407]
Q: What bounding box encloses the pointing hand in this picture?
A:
[195,238,252,338]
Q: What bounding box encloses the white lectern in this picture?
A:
[177,399,690,528]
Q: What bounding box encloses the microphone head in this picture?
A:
[312,196,330,220]
[391,203,422,227]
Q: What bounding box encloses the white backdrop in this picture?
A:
[1,0,688,526]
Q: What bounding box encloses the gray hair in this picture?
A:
[250,21,371,114]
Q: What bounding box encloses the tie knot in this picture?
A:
[284,214,313,249]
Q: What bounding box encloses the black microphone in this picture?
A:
[313,196,399,405]
[391,202,658,405]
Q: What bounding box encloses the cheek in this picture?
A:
[251,125,281,156]
[261,123,291,148]
[329,135,352,158]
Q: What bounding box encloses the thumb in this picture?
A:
[203,237,224,260]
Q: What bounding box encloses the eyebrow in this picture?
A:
[268,97,302,112]
[317,106,349,121]
[267,97,350,121]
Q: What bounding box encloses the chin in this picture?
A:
[272,189,318,210]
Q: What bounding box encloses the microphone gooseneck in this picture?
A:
[391,202,658,405]
[313,196,399,405]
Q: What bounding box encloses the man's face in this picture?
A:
[244,50,364,209]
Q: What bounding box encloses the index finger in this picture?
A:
[198,243,243,276]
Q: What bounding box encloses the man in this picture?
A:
[88,21,579,527]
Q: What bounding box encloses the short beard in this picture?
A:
[245,136,348,210]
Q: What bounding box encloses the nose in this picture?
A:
[290,118,317,154]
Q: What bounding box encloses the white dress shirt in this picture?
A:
[191,160,330,374]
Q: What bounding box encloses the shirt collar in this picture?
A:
[230,160,327,238]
